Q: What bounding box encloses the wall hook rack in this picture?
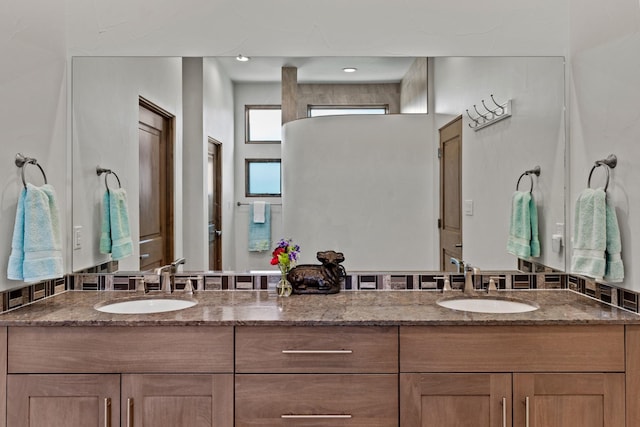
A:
[466,94,512,131]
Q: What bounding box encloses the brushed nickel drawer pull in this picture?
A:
[281,414,352,419]
[501,397,506,427]
[525,396,530,427]
[281,350,353,354]
[127,398,134,427]
[104,398,111,427]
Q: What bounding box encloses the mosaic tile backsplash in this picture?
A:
[0,262,638,315]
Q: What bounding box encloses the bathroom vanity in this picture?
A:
[0,289,638,427]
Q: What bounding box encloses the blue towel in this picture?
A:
[99,188,133,260]
[7,184,63,282]
[506,191,540,258]
[571,188,624,282]
[248,202,271,251]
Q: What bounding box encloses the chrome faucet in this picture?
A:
[153,259,187,293]
[170,257,186,273]
[450,257,465,273]
[463,266,480,294]
[155,265,173,293]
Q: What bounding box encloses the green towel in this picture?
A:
[571,188,624,282]
[604,200,624,283]
[8,184,63,282]
[99,189,133,260]
[248,202,271,251]
[506,191,540,258]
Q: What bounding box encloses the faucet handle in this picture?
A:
[183,279,194,295]
[434,275,452,292]
[131,276,146,293]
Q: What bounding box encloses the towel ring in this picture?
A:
[587,164,610,192]
[15,153,48,188]
[96,166,122,190]
[515,166,541,193]
[587,154,617,192]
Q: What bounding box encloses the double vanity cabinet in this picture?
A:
[0,290,639,426]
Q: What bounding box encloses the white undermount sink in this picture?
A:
[437,297,538,314]
[95,298,197,314]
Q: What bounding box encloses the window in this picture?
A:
[308,105,389,117]
[245,159,281,197]
[245,105,282,143]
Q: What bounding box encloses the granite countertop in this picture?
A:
[0,289,638,326]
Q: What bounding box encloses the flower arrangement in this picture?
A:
[270,238,300,296]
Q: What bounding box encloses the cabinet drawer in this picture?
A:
[400,325,625,373]
[235,326,398,373]
[235,374,397,427]
[8,326,233,373]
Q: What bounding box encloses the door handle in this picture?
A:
[455,243,463,248]
[501,397,506,427]
[104,398,111,427]
[525,396,530,427]
[127,398,134,427]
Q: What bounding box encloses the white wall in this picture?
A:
[433,57,566,271]
[64,0,568,57]
[72,57,183,272]
[282,115,437,271]
[0,0,67,291]
[569,0,640,290]
[233,83,284,272]
[203,58,237,271]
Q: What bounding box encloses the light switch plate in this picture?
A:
[73,226,82,250]
[464,200,474,216]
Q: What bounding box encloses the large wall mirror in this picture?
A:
[71,56,566,275]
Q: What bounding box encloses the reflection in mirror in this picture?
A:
[72,56,565,275]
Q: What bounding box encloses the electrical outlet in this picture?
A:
[73,226,82,250]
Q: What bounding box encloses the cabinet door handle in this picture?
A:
[127,398,134,427]
[525,396,530,427]
[281,350,353,354]
[281,414,352,419]
[501,397,506,427]
[104,398,111,427]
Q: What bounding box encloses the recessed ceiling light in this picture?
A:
[236,54,250,62]
[342,67,357,73]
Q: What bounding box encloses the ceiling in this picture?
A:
[214,56,419,83]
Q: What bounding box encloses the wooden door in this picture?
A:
[7,374,120,427]
[208,138,222,271]
[122,374,233,427]
[138,99,174,271]
[439,116,463,271]
[400,373,511,427]
[513,373,625,427]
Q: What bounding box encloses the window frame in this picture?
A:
[307,104,389,117]
[245,105,282,144]
[245,158,282,197]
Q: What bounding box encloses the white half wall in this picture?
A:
[282,114,436,271]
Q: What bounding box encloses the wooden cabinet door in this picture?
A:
[400,373,511,427]
[7,374,120,427]
[513,373,625,427]
[122,374,233,427]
